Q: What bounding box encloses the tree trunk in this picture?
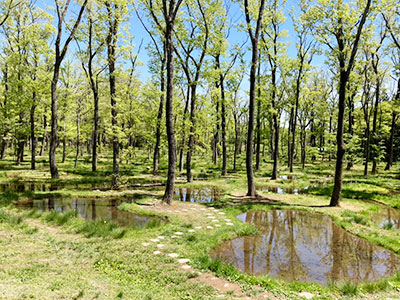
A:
[271,67,279,180]
[162,4,180,204]
[233,114,239,170]
[106,2,120,187]
[371,76,380,174]
[62,138,66,163]
[288,107,293,168]
[346,93,354,170]
[186,84,197,182]
[213,87,219,165]
[330,70,348,206]
[92,87,99,172]
[217,55,227,176]
[255,63,261,171]
[153,55,165,175]
[30,91,36,170]
[75,105,80,169]
[179,86,190,172]
[246,42,258,196]
[385,112,397,170]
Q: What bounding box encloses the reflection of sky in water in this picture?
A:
[212,210,399,285]
[17,198,160,227]
[371,207,400,229]
[175,187,221,203]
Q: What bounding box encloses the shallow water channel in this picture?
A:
[0,181,110,192]
[366,200,400,229]
[212,210,399,285]
[16,197,163,227]
[175,187,221,203]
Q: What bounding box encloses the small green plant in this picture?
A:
[339,282,359,296]
[0,209,23,225]
[45,210,77,225]
[76,219,127,239]
[383,222,394,230]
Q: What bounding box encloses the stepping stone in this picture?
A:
[206,213,213,216]
[200,208,206,211]
[150,238,160,242]
[188,229,195,233]
[218,212,225,215]
[174,232,184,235]
[171,235,179,239]
[142,242,150,246]
[209,207,215,210]
[207,226,213,229]
[153,251,162,255]
[299,292,314,299]
[177,258,190,264]
[181,265,191,270]
[226,223,233,226]
[156,244,165,248]
[223,283,229,287]
[211,219,219,222]
[224,219,231,222]
[157,236,165,240]
[207,216,215,219]
[215,224,221,227]
[195,226,202,229]
[168,253,179,258]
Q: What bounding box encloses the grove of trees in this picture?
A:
[0,0,399,206]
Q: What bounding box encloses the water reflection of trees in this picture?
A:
[213,210,399,285]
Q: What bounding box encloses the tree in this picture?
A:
[243,0,266,196]
[145,0,183,203]
[76,3,107,172]
[261,0,288,180]
[302,0,373,206]
[50,0,87,178]
[288,16,314,173]
[174,0,210,182]
[136,3,166,175]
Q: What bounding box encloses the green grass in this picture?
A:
[0,152,400,299]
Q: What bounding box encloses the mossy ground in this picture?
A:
[0,151,400,299]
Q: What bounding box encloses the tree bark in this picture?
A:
[30,91,36,170]
[244,0,265,196]
[153,50,166,175]
[385,78,400,170]
[330,0,371,206]
[50,60,60,177]
[255,62,261,171]
[330,68,347,206]
[179,86,190,172]
[217,55,227,176]
[50,0,87,178]
[346,93,355,170]
[106,1,120,187]
[162,0,182,204]
[371,73,380,174]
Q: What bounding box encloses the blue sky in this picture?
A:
[37,0,327,85]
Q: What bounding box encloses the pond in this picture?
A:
[0,181,110,192]
[365,200,400,229]
[259,184,324,195]
[16,197,164,228]
[175,187,222,203]
[211,209,399,285]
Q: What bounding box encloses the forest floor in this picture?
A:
[0,153,400,300]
